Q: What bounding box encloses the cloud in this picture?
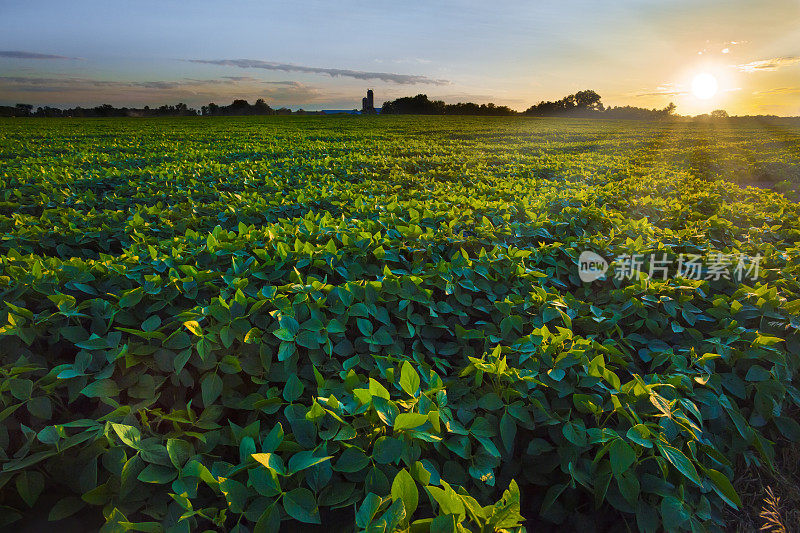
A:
[752,87,800,96]
[697,40,745,56]
[0,76,293,91]
[374,58,433,65]
[221,76,260,82]
[632,82,741,98]
[0,50,79,60]
[0,75,337,107]
[186,58,449,85]
[736,56,800,72]
[632,83,687,97]
[0,76,200,91]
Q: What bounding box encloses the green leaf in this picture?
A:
[373,396,399,426]
[356,493,383,529]
[657,444,702,487]
[774,416,800,441]
[252,453,287,476]
[295,329,321,349]
[16,471,44,507]
[81,483,110,505]
[219,477,249,514]
[183,320,203,336]
[660,495,690,528]
[27,396,52,419]
[282,488,321,524]
[394,413,429,431]
[137,464,177,484]
[499,413,516,454]
[357,318,373,336]
[540,483,567,514]
[288,450,332,475]
[80,379,119,398]
[391,468,418,516]
[626,424,653,448]
[399,361,420,396]
[636,503,660,533]
[487,480,523,528]
[373,436,403,464]
[141,315,162,332]
[478,393,504,411]
[119,288,144,308]
[283,375,304,403]
[562,421,587,446]
[334,447,370,473]
[277,341,295,361]
[745,365,771,381]
[426,483,465,518]
[201,373,223,406]
[610,438,636,476]
[0,506,21,528]
[48,496,85,521]
[112,423,142,448]
[262,423,284,453]
[118,521,163,532]
[10,379,32,400]
[369,378,391,400]
[618,470,640,504]
[254,504,281,533]
[707,469,741,508]
[166,439,193,469]
[753,334,783,347]
[273,328,295,342]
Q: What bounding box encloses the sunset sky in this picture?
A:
[2,0,799,115]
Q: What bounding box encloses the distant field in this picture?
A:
[1,116,799,532]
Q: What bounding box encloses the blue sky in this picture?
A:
[1,0,799,114]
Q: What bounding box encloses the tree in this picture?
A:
[254,98,273,114]
[14,104,33,117]
[381,94,515,115]
[523,90,605,116]
[710,109,729,119]
[574,90,603,111]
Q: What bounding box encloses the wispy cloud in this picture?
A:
[0,75,336,106]
[697,40,746,56]
[736,56,800,72]
[752,87,800,96]
[221,76,260,82]
[186,58,449,85]
[0,50,80,60]
[0,76,293,91]
[632,83,687,97]
[0,76,215,91]
[373,58,432,65]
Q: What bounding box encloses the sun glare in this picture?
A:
[691,73,718,100]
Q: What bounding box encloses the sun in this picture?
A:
[691,73,718,100]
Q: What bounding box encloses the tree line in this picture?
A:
[3,91,792,119]
[379,94,516,115]
[379,90,679,119]
[0,100,316,118]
